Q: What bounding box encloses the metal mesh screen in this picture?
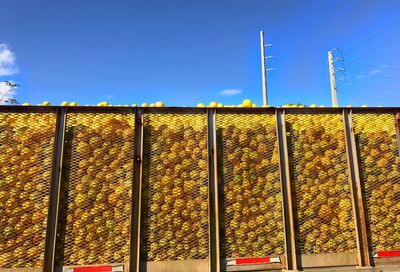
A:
[216,113,285,258]
[286,113,357,254]
[142,113,209,262]
[0,112,56,268]
[353,113,400,252]
[56,113,134,265]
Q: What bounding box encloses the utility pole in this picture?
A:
[260,31,268,106]
[328,51,338,107]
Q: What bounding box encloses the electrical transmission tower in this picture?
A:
[260,31,274,106]
[327,48,346,106]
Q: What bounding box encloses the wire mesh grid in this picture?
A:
[0,112,56,268]
[285,113,357,255]
[55,113,135,265]
[216,113,284,258]
[353,113,400,252]
[141,113,209,262]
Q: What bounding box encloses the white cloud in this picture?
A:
[356,74,365,79]
[218,89,242,96]
[0,81,17,105]
[0,44,19,77]
[369,69,380,75]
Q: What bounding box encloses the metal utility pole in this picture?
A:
[260,31,268,106]
[328,51,338,107]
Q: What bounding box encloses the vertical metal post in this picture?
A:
[343,109,371,267]
[208,108,220,272]
[260,31,268,106]
[395,112,400,156]
[131,108,144,272]
[44,108,67,272]
[276,109,297,270]
[328,51,338,107]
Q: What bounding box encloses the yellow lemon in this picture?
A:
[61,101,68,106]
[141,103,148,107]
[155,101,164,107]
[242,99,252,107]
[197,103,205,107]
[209,101,217,107]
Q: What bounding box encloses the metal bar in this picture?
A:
[0,106,57,113]
[130,108,144,272]
[61,106,133,114]
[208,108,220,272]
[395,112,400,156]
[43,108,67,272]
[343,109,371,267]
[276,109,297,270]
[140,107,207,114]
[0,105,398,114]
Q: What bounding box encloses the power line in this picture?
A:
[344,60,400,72]
[343,17,400,56]
[281,1,328,48]
[349,33,400,62]
[345,70,400,81]
[337,1,400,48]
[274,0,310,45]
[344,81,400,92]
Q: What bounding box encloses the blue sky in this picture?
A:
[1,0,399,106]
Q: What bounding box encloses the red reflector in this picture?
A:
[74,267,112,272]
[236,257,271,265]
[374,251,400,258]
[227,256,280,266]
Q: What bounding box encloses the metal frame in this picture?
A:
[137,107,210,272]
[396,112,400,156]
[213,108,287,271]
[283,109,361,270]
[207,109,220,272]
[131,108,143,272]
[277,109,297,270]
[1,105,399,271]
[44,108,67,272]
[343,109,371,267]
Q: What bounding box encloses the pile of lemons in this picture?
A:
[0,113,56,267]
[353,114,400,252]
[287,114,356,254]
[142,114,209,261]
[58,114,134,265]
[217,114,285,258]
